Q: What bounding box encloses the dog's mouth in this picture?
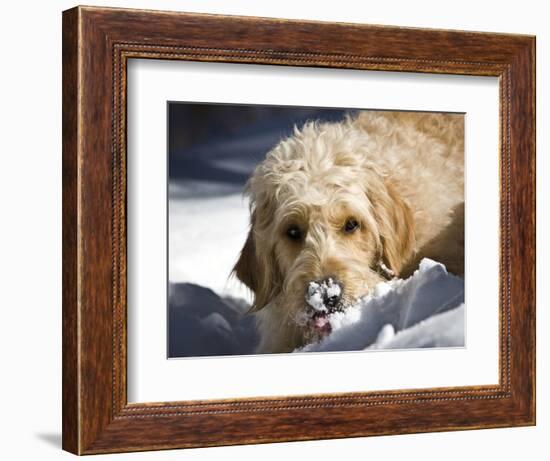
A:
[309,311,332,335]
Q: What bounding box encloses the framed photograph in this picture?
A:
[62,5,535,455]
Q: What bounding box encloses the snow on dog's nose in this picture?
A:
[306,277,343,314]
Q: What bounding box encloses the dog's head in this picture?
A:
[233,117,415,342]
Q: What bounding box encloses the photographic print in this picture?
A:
[168,103,465,358]
[62,8,536,453]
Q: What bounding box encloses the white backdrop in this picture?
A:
[0,1,546,460]
[127,60,499,402]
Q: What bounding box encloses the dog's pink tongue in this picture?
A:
[313,316,332,335]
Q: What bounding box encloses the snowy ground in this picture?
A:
[169,185,252,303]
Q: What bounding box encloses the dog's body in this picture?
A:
[233,111,464,353]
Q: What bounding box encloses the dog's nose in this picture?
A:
[319,277,343,312]
[306,277,344,314]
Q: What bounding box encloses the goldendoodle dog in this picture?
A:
[233,110,464,353]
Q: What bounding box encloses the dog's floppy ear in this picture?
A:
[233,211,281,312]
[371,180,416,276]
[233,226,258,293]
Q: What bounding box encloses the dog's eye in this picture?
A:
[286,225,303,241]
[343,218,359,234]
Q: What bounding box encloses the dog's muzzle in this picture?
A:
[302,277,345,338]
[306,277,344,314]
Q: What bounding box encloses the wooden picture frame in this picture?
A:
[62,5,536,455]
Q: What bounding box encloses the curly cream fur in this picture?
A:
[233,110,464,353]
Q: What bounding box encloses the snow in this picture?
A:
[305,278,343,315]
[306,278,342,312]
[168,186,259,357]
[367,305,465,350]
[169,187,252,303]
[378,260,395,279]
[326,281,342,299]
[306,284,326,312]
[372,324,396,348]
[168,282,259,357]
